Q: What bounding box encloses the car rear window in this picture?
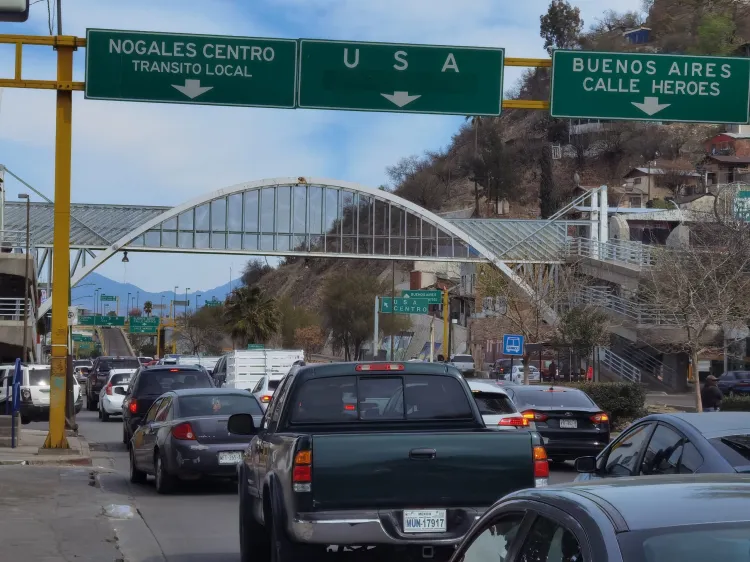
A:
[472,391,516,415]
[268,379,281,391]
[511,388,595,409]
[99,359,140,371]
[134,369,212,395]
[110,373,132,386]
[709,434,750,469]
[179,394,262,417]
[28,368,50,386]
[452,355,473,362]
[177,356,201,365]
[290,374,474,423]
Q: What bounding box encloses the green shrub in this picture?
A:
[720,395,750,412]
[561,382,647,427]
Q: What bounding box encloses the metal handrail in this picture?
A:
[600,348,641,383]
[577,286,682,325]
[0,297,35,321]
[567,238,656,268]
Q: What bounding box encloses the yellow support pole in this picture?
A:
[442,289,449,360]
[43,37,76,449]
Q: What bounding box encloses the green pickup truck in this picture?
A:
[228,361,549,562]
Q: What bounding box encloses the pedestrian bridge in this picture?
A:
[1,177,593,321]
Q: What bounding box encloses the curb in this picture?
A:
[0,455,92,466]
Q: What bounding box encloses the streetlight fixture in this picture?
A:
[121,251,129,263]
[185,287,190,317]
[18,193,30,361]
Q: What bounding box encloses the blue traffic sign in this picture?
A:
[502,334,524,356]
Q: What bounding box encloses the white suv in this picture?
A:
[0,364,81,424]
[98,369,135,421]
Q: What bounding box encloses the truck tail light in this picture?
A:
[260,395,272,403]
[172,422,196,440]
[522,410,548,422]
[355,363,404,371]
[498,416,529,427]
[293,449,312,492]
[128,400,138,414]
[533,446,549,487]
[590,413,609,424]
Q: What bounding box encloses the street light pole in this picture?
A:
[18,193,30,362]
[195,293,201,310]
[173,286,178,319]
[136,290,140,312]
[185,287,190,318]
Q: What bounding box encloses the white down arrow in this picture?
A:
[631,96,671,116]
[381,91,421,108]
[172,79,214,100]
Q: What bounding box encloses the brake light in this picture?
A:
[105,383,113,396]
[128,400,138,414]
[590,413,609,424]
[499,416,529,427]
[533,445,549,486]
[522,410,548,422]
[355,363,404,371]
[172,422,196,440]
[169,369,179,372]
[293,449,312,492]
[260,395,272,403]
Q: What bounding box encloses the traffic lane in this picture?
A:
[549,461,579,485]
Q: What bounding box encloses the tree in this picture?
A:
[179,306,227,354]
[107,310,117,317]
[224,286,280,347]
[640,214,750,411]
[321,271,385,360]
[294,325,325,359]
[540,0,583,55]
[128,308,141,317]
[692,13,741,56]
[143,301,153,317]
[658,168,698,198]
[539,143,556,219]
[278,298,319,348]
[241,259,274,287]
[552,304,611,376]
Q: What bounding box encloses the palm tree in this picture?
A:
[143,300,153,317]
[224,286,280,347]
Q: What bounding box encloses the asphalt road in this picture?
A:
[29,411,578,561]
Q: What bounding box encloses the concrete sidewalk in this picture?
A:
[0,465,123,560]
[0,429,92,465]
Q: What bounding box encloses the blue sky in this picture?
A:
[0,0,641,292]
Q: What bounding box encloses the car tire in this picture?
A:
[154,454,176,494]
[123,425,130,447]
[87,394,97,411]
[129,447,147,484]
[101,406,110,422]
[20,414,30,425]
[268,486,316,562]
[239,482,270,562]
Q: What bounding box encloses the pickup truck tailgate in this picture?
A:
[311,431,534,509]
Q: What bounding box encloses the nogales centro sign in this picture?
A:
[85,29,297,108]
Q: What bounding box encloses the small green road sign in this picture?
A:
[735,191,750,221]
[204,299,222,307]
[79,316,96,326]
[380,297,430,314]
[98,315,126,327]
[550,50,750,124]
[76,341,96,350]
[247,344,265,350]
[100,295,117,302]
[129,316,159,334]
[85,29,297,108]
[298,39,504,115]
[72,334,93,342]
[400,290,442,305]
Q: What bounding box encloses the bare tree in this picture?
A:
[640,215,750,411]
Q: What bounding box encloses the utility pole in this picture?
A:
[19,193,30,362]
[390,262,395,361]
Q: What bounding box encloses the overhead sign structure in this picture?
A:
[85,29,298,108]
[78,315,126,327]
[502,334,524,357]
[380,297,430,314]
[298,39,504,115]
[129,316,160,334]
[550,50,750,124]
[401,290,442,305]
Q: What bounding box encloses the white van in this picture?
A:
[0,364,81,424]
[217,349,304,391]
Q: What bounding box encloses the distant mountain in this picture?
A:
[71,272,240,317]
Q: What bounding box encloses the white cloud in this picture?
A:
[0,0,646,291]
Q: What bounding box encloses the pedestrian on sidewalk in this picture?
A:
[701,375,724,412]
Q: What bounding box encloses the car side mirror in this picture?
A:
[114,387,126,395]
[228,413,257,435]
[574,456,597,473]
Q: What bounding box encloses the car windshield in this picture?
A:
[452,355,473,363]
[511,388,595,409]
[109,373,132,386]
[28,368,50,386]
[178,394,262,417]
[618,524,750,562]
[135,369,212,395]
[100,359,140,370]
[472,391,516,415]
[291,374,474,423]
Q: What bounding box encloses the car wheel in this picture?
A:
[86,394,97,411]
[101,406,110,422]
[20,415,30,425]
[268,489,316,562]
[129,447,147,484]
[154,454,176,494]
[123,425,130,446]
[239,483,270,562]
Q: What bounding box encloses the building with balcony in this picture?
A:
[0,230,38,363]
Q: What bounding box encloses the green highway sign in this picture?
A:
[298,40,504,115]
[130,326,158,334]
[247,344,265,350]
[380,297,430,314]
[129,316,159,334]
[76,341,97,350]
[79,316,96,326]
[735,191,750,222]
[85,29,297,108]
[100,295,117,301]
[204,299,222,307]
[400,290,442,305]
[77,315,125,326]
[550,50,750,123]
[72,334,93,342]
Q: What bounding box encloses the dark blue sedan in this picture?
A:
[129,388,263,493]
[717,371,750,396]
[575,412,750,481]
[450,474,750,562]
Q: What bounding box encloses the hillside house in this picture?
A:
[701,155,750,186]
[622,165,701,201]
